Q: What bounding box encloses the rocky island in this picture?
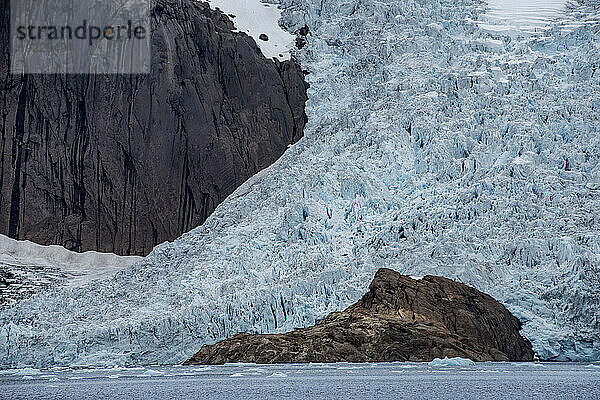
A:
[185,268,534,364]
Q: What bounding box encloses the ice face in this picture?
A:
[1,0,600,367]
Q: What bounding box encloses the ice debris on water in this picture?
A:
[268,372,288,378]
[428,357,476,367]
[11,367,42,376]
[139,369,164,377]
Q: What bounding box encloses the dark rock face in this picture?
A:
[185,268,534,364]
[0,0,308,255]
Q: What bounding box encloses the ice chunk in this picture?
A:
[139,369,164,377]
[11,367,42,376]
[267,372,288,377]
[428,357,476,367]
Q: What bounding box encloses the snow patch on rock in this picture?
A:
[206,0,295,60]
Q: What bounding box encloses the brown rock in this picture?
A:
[185,268,534,365]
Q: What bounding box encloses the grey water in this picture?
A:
[1,362,599,400]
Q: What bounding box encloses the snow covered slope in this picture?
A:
[0,235,141,284]
[2,0,600,367]
[0,235,141,307]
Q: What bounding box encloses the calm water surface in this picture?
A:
[1,362,599,400]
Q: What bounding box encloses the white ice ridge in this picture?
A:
[479,0,600,35]
[0,234,141,287]
[1,0,600,368]
[479,0,569,34]
[205,0,296,61]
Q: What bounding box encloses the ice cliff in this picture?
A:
[1,0,600,367]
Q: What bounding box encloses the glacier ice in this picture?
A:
[1,0,600,367]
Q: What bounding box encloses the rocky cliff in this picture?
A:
[185,268,534,364]
[0,0,308,255]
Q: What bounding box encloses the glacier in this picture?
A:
[1,0,600,367]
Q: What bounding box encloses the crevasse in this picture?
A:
[1,0,600,367]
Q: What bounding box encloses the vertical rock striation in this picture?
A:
[0,0,308,255]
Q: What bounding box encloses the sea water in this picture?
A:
[1,362,599,400]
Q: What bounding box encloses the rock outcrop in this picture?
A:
[185,268,534,364]
[0,0,308,255]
